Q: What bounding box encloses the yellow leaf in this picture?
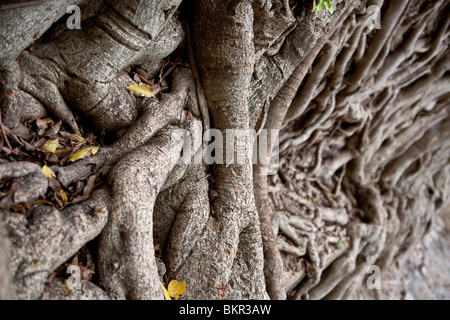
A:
[40,139,60,153]
[68,146,99,162]
[167,280,186,300]
[42,164,56,180]
[60,189,68,202]
[32,199,57,208]
[126,83,156,98]
[161,282,171,300]
[71,134,85,144]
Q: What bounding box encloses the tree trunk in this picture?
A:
[0,0,448,300]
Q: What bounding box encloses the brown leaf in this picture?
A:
[47,154,59,163]
[33,138,46,149]
[37,128,46,136]
[59,132,85,144]
[135,67,148,81]
[55,147,73,158]
[80,265,95,280]
[133,73,141,83]
[75,180,85,195]
[44,120,62,137]
[52,192,63,209]
[18,137,35,152]
[36,117,53,130]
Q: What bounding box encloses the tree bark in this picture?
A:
[0,0,449,300]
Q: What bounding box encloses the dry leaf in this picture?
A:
[55,147,73,158]
[68,146,99,162]
[42,164,56,180]
[44,120,62,137]
[167,280,186,300]
[59,189,68,202]
[126,84,156,98]
[40,139,60,153]
[36,117,53,130]
[71,134,85,144]
[33,199,57,208]
[135,67,148,81]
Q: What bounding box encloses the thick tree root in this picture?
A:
[97,125,190,299]
[55,68,192,188]
[0,190,109,299]
[42,277,109,300]
[0,0,448,300]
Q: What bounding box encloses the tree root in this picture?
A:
[55,68,192,188]
[0,189,109,299]
[42,277,109,300]
[97,125,187,299]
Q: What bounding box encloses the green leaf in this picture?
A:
[324,0,335,14]
[315,0,325,12]
[336,238,344,250]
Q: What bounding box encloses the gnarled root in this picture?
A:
[0,189,109,299]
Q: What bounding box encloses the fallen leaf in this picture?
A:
[59,189,68,202]
[336,238,344,250]
[68,146,99,162]
[161,282,171,300]
[60,132,85,144]
[42,164,56,180]
[71,134,84,144]
[36,117,53,130]
[135,67,148,81]
[80,265,95,280]
[33,199,57,208]
[55,147,73,158]
[167,280,186,300]
[44,120,62,137]
[40,139,60,153]
[133,73,141,83]
[126,84,156,98]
